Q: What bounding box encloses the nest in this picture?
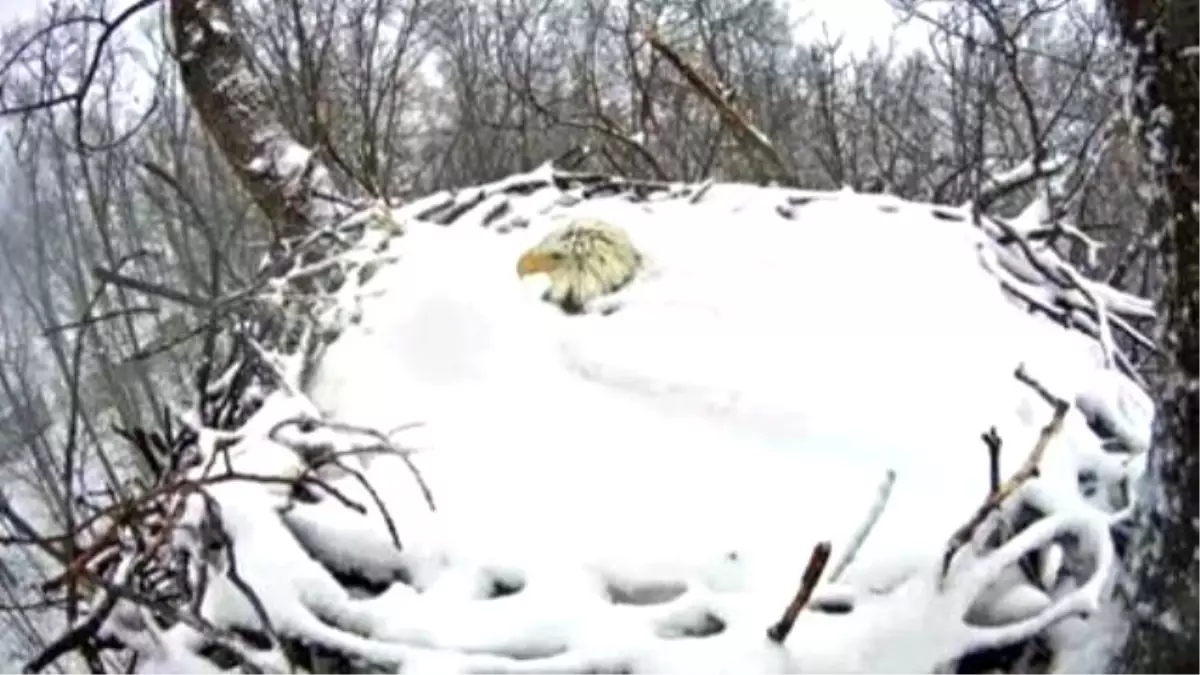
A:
[10,165,1154,674]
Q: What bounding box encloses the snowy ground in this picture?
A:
[61,168,1153,673]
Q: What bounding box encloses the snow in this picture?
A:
[976,155,1070,209]
[66,169,1149,673]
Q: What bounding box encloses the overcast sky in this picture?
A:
[0,0,921,53]
[0,0,35,25]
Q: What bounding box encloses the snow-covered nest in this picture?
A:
[33,165,1155,674]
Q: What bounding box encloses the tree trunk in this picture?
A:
[170,0,351,241]
[1105,1,1199,671]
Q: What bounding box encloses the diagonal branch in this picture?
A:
[642,27,795,186]
[169,0,352,240]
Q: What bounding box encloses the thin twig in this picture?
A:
[1014,364,1066,409]
[272,417,436,512]
[90,266,213,309]
[22,591,120,673]
[200,495,288,668]
[42,306,159,336]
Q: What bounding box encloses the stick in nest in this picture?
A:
[940,371,1070,582]
[767,541,832,644]
[828,469,896,583]
[982,427,1003,496]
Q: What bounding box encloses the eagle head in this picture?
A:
[516,218,643,314]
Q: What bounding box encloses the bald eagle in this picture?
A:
[515,218,643,314]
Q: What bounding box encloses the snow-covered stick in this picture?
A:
[976,211,1155,378]
[689,178,716,204]
[941,374,1070,581]
[268,420,410,550]
[766,541,832,643]
[271,416,436,513]
[552,144,595,171]
[1059,267,1118,369]
[196,494,286,659]
[828,469,897,583]
[976,240,1140,381]
[974,155,1070,213]
[1013,365,1067,409]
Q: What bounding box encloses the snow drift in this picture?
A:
[37,166,1153,674]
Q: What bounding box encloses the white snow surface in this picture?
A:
[316,190,1043,564]
[114,169,1149,674]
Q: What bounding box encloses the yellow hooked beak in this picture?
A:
[516,250,560,278]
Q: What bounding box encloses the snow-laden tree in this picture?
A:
[1103,0,1198,670]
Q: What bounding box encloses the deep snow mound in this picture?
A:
[23,165,1154,674]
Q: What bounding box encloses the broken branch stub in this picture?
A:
[767,541,833,644]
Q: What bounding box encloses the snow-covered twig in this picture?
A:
[974,155,1069,213]
[1014,365,1067,409]
[197,494,286,661]
[689,178,716,204]
[828,470,896,583]
[941,373,1070,581]
[973,209,1155,381]
[1060,266,1115,369]
[270,417,436,513]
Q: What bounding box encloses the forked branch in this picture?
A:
[941,368,1070,579]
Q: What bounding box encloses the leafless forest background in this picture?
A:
[0,0,1193,671]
